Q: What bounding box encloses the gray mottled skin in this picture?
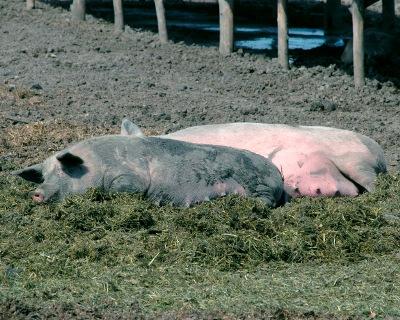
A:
[121,120,387,198]
[12,123,283,207]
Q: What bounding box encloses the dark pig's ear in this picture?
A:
[121,118,144,137]
[12,164,44,183]
[56,152,84,167]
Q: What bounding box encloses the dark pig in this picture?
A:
[12,130,283,207]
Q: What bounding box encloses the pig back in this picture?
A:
[142,137,283,206]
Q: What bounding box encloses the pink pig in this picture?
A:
[150,122,387,200]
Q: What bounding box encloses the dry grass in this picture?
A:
[1,120,168,171]
[2,122,102,168]
[0,84,43,107]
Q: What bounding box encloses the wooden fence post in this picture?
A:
[382,0,395,31]
[277,0,288,69]
[154,0,168,43]
[219,0,234,55]
[113,0,124,32]
[26,0,35,10]
[71,0,86,21]
[324,0,341,34]
[352,0,365,88]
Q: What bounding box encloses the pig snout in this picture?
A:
[29,182,61,203]
[31,190,45,203]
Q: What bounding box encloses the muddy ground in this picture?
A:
[0,0,399,169]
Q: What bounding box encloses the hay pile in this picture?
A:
[1,173,399,272]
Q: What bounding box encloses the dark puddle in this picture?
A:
[87,6,346,53]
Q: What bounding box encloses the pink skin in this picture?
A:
[164,123,386,198]
[32,191,45,203]
[213,181,246,197]
[281,152,359,197]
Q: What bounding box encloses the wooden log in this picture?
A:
[154,0,168,43]
[324,0,341,34]
[277,0,288,69]
[113,0,124,32]
[71,0,86,21]
[26,0,35,10]
[218,0,234,55]
[382,0,395,31]
[352,0,365,88]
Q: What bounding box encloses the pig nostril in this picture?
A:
[32,192,44,203]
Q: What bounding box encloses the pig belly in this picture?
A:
[274,151,359,197]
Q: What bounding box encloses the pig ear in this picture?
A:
[12,164,44,183]
[56,152,84,167]
[121,118,144,137]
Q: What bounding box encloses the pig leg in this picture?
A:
[333,157,384,192]
[107,173,150,194]
[332,135,387,192]
[251,183,283,207]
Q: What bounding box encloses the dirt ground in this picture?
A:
[0,0,399,173]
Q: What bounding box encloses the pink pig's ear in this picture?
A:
[12,164,44,184]
[56,152,84,167]
[121,118,144,137]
